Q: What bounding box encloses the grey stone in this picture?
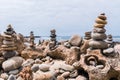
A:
[9,69,19,75]
[2,57,24,71]
[89,40,108,49]
[92,33,107,40]
[31,64,39,72]
[7,74,16,80]
[2,51,17,59]
[93,28,106,33]
[39,64,50,72]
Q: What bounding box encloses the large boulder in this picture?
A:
[2,56,24,71]
[69,35,82,47]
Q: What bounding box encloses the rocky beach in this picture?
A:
[0,13,120,80]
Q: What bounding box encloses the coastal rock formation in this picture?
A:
[47,45,80,65]
[89,13,108,49]
[0,13,120,80]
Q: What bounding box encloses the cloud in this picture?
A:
[0,0,120,36]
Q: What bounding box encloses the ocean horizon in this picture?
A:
[33,36,120,43]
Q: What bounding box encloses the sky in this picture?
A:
[0,0,120,36]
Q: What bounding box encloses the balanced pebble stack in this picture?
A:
[106,34,113,47]
[84,31,91,40]
[89,13,108,49]
[1,25,17,58]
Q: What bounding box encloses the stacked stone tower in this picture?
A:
[49,29,57,50]
[84,31,91,40]
[29,31,35,47]
[106,34,113,47]
[1,25,17,58]
[89,13,108,49]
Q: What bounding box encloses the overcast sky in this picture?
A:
[0,0,120,36]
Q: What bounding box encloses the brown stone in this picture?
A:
[95,18,107,24]
[94,23,105,28]
[69,35,82,47]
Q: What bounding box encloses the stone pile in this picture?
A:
[1,25,17,59]
[49,29,57,50]
[89,13,108,49]
[29,31,35,48]
[84,31,91,40]
[106,34,113,47]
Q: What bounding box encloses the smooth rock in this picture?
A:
[9,69,19,75]
[98,15,107,20]
[89,40,108,49]
[7,74,16,80]
[94,23,105,28]
[31,64,39,72]
[69,35,82,46]
[103,48,114,54]
[0,73,8,80]
[2,51,17,59]
[2,57,24,71]
[3,40,14,45]
[93,28,106,33]
[95,18,107,24]
[39,64,50,72]
[92,33,107,40]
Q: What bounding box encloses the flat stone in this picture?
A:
[95,18,107,24]
[92,33,107,40]
[89,40,108,49]
[9,69,19,75]
[3,40,14,45]
[94,23,105,28]
[93,28,106,33]
[98,15,107,20]
[2,51,17,59]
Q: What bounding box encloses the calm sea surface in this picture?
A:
[34,36,120,43]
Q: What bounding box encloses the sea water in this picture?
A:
[34,36,120,43]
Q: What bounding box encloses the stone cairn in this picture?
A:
[84,31,91,40]
[106,34,113,47]
[1,25,17,59]
[49,29,57,50]
[89,13,108,49]
[29,31,35,48]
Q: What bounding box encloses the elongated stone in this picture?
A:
[89,40,108,49]
[92,33,107,40]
